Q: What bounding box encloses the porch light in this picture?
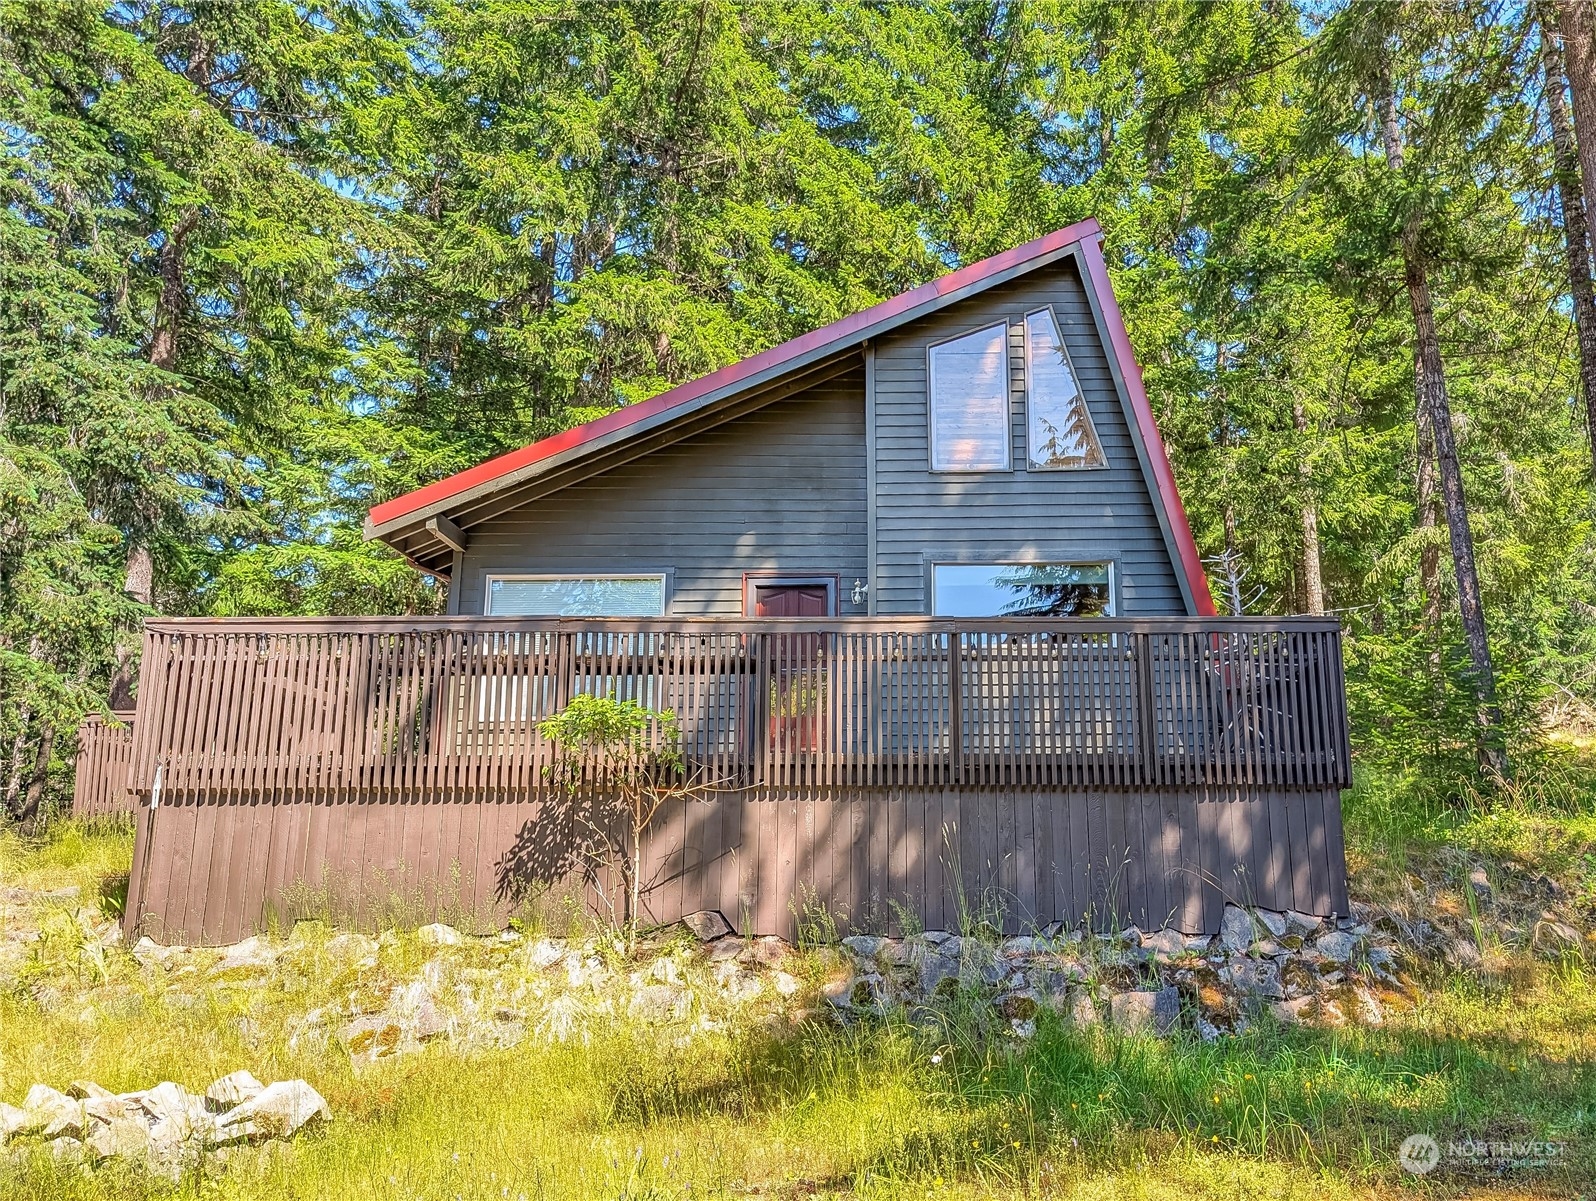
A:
[850,579,869,607]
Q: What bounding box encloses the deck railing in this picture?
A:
[71,712,137,818]
[120,616,1350,802]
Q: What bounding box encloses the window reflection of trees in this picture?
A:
[992,565,1111,617]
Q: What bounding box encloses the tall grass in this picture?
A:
[4,821,1594,1199]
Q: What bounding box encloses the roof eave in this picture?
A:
[365,217,1103,542]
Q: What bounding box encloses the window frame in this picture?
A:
[925,320,1014,474]
[1022,306,1108,472]
[929,560,1117,618]
[483,571,670,617]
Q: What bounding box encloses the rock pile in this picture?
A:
[821,902,1407,1039]
[0,1072,328,1178]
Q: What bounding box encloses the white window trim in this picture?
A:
[483,572,669,617]
[926,320,1014,474]
[1022,306,1109,472]
[930,560,1116,617]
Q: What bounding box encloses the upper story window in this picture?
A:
[486,574,666,616]
[932,562,1114,617]
[928,322,1011,472]
[1024,307,1106,470]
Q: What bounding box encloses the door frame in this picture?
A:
[741,573,841,617]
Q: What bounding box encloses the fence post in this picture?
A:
[947,632,963,787]
[1135,632,1158,785]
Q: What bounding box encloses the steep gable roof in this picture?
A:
[366,217,1216,614]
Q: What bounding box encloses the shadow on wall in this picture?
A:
[493,793,741,932]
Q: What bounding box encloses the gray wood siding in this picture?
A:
[453,370,868,615]
[872,257,1187,615]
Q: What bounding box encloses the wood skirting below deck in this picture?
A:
[124,785,1347,945]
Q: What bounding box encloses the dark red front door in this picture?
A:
[748,582,834,756]
[753,584,832,617]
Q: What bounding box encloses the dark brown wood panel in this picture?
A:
[70,714,137,819]
[124,785,1350,946]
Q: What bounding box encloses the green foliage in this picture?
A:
[4,0,1596,818]
[538,693,683,780]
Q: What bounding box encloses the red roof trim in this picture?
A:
[367,216,1214,616]
[368,217,1103,530]
[1078,236,1217,616]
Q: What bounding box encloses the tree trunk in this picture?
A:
[1557,0,1596,253]
[1415,358,1443,627]
[1379,85,1506,776]
[16,724,53,830]
[3,706,30,817]
[1542,16,1596,476]
[1293,400,1326,614]
[112,207,199,707]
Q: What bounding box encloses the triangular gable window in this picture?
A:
[1024,307,1106,470]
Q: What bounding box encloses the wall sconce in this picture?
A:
[850,579,869,607]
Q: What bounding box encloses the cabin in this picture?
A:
[82,218,1351,945]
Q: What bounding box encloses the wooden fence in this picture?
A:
[115,616,1351,943]
[71,713,136,819]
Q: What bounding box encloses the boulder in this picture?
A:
[1140,928,1186,960]
[416,923,463,947]
[86,1115,154,1163]
[772,971,801,998]
[1066,990,1100,1029]
[83,1095,130,1124]
[841,934,886,959]
[832,973,891,1013]
[205,1071,265,1110]
[1,1101,28,1140]
[340,1015,405,1060]
[1351,985,1384,1026]
[1445,937,1482,970]
[1533,921,1584,957]
[1253,909,1288,939]
[628,984,692,1024]
[211,1080,329,1144]
[1110,987,1180,1035]
[21,1084,82,1139]
[879,939,914,967]
[1312,930,1360,963]
[681,910,731,942]
[1468,866,1492,904]
[134,1081,209,1145]
[527,938,565,969]
[211,936,278,975]
[742,936,791,966]
[1285,910,1322,938]
[67,1081,114,1101]
[1225,956,1284,999]
[324,932,380,959]
[1268,996,1317,1025]
[996,989,1041,1021]
[919,953,959,996]
[1219,905,1255,955]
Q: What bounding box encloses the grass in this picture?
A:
[3,793,1596,1199]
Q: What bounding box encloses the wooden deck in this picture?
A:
[93,616,1351,942]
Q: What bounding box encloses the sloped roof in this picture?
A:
[365,217,1216,615]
